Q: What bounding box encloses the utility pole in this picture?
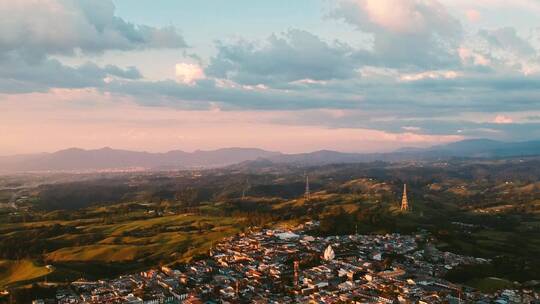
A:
[242,178,250,200]
[294,261,300,287]
[304,174,310,201]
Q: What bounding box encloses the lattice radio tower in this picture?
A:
[401,184,409,211]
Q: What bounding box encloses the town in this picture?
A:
[3,0,540,303]
[35,221,537,304]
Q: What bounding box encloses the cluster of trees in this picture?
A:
[36,181,133,210]
[446,255,540,284]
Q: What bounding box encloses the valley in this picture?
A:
[1,157,540,301]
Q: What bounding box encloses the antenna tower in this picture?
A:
[400,184,409,211]
[304,175,310,201]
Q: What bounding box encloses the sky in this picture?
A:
[1,0,540,155]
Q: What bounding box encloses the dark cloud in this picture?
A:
[269,111,540,141]
[0,54,142,93]
[102,65,142,79]
[206,30,361,85]
[106,78,363,111]
[102,67,540,122]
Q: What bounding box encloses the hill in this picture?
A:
[1,156,540,288]
[0,260,51,287]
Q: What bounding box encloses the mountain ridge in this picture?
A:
[1,139,540,172]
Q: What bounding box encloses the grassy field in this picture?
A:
[0,260,51,287]
[0,212,244,287]
[466,277,515,293]
[44,214,242,262]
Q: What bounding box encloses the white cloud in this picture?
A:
[290,79,329,86]
[242,84,269,91]
[175,63,205,85]
[399,70,460,82]
[402,126,421,131]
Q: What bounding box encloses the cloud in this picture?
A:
[441,0,540,13]
[341,0,451,34]
[458,47,491,67]
[106,78,365,111]
[475,28,540,75]
[175,63,205,85]
[1,0,539,147]
[465,9,481,22]
[399,70,460,82]
[103,65,142,80]
[332,0,463,69]
[402,126,422,131]
[526,115,540,121]
[205,29,360,85]
[0,0,186,60]
[479,27,537,57]
[0,0,184,93]
[269,109,540,140]
[100,57,540,117]
[493,114,513,124]
[0,53,142,93]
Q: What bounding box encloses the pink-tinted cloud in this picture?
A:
[458,47,491,66]
[493,114,513,124]
[359,0,435,33]
[340,0,459,35]
[399,70,460,82]
[466,9,481,22]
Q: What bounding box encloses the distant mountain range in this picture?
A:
[0,147,280,172]
[261,139,540,166]
[1,139,540,172]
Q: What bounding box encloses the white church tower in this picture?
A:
[323,245,335,261]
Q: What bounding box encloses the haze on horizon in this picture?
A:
[1,0,540,155]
